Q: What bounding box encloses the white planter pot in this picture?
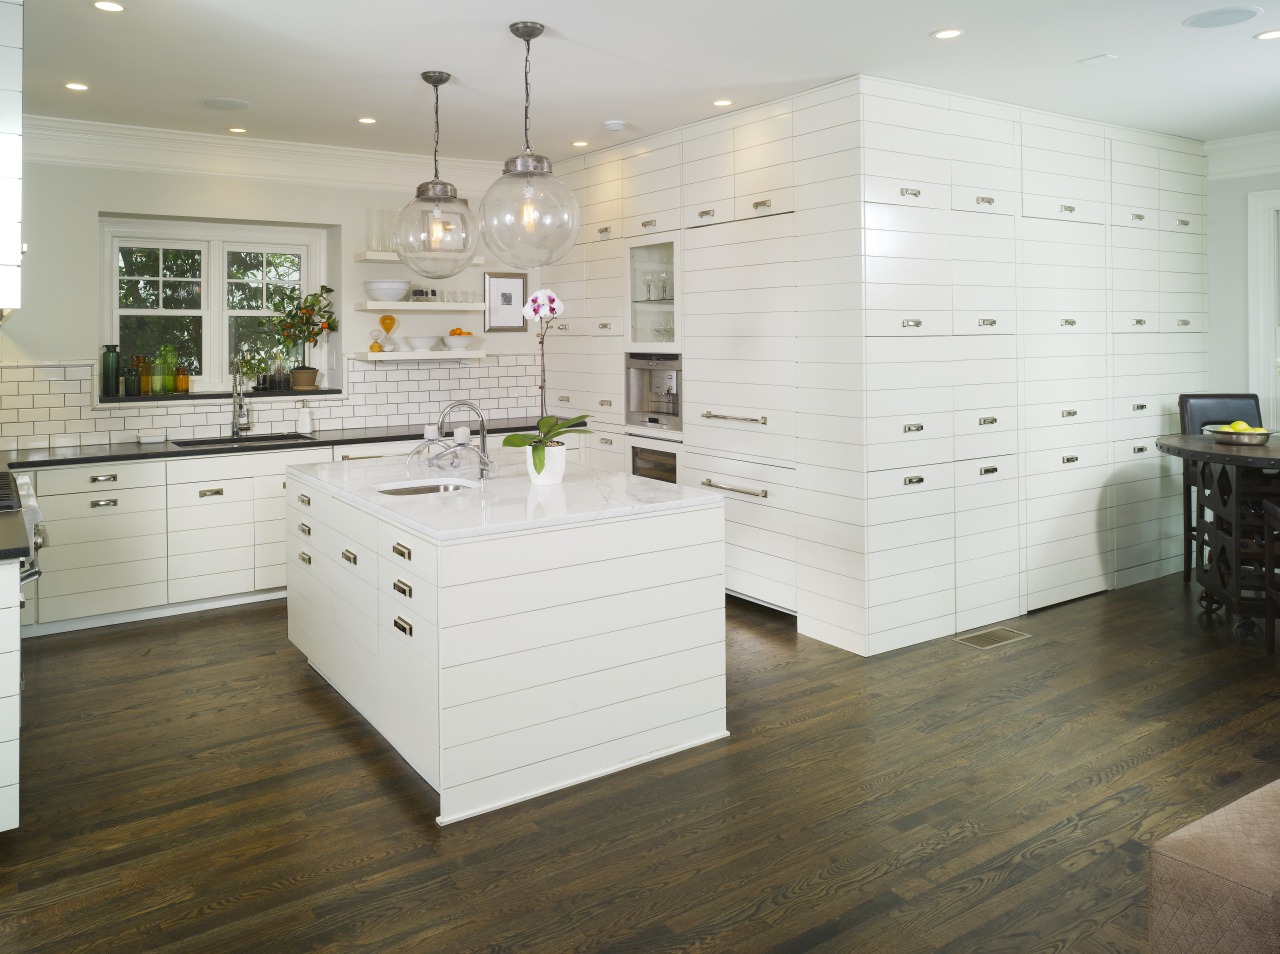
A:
[525,442,567,485]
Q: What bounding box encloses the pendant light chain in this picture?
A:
[433,80,441,182]
[523,36,533,152]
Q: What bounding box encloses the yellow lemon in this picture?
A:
[1230,421,1252,431]
[1252,426,1269,433]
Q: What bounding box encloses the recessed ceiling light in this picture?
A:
[1256,27,1280,38]
[1183,6,1262,28]
[227,127,247,134]
[1078,53,1118,64]
[712,99,733,107]
[931,28,965,39]
[93,1,124,10]
[572,141,589,147]
[357,117,377,124]
[65,83,89,91]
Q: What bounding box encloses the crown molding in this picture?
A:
[22,115,502,195]
[1205,130,1280,180]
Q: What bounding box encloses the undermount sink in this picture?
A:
[172,433,317,448]
[374,478,480,496]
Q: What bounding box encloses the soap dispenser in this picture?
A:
[296,400,313,435]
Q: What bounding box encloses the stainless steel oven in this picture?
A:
[626,433,682,485]
[625,353,681,433]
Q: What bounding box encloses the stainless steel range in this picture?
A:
[625,353,681,433]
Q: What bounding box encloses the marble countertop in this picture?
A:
[287,450,722,542]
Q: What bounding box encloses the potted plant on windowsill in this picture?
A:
[278,284,337,390]
[502,414,591,485]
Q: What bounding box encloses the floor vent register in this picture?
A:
[953,627,1032,650]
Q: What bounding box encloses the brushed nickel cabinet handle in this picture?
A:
[1178,218,1190,227]
[980,466,999,475]
[557,322,569,330]
[341,549,357,565]
[299,551,312,565]
[198,488,224,498]
[1133,403,1148,411]
[598,226,611,236]
[701,478,767,498]
[702,411,768,425]
[903,423,924,433]
[298,493,310,506]
[393,617,413,637]
[1131,213,1145,221]
[599,437,613,446]
[641,219,657,228]
[298,523,311,536]
[979,417,997,426]
[979,318,997,327]
[900,188,921,197]
[599,399,613,407]
[1060,318,1077,327]
[698,209,716,218]
[1132,319,1147,326]
[1062,455,1079,464]
[598,322,611,330]
[1177,319,1191,326]
[1062,409,1078,417]
[902,319,923,328]
[558,395,571,402]
[1060,204,1076,213]
[976,196,995,205]
[753,199,772,210]
[391,542,412,560]
[393,579,413,598]
[1133,445,1148,454]
[89,474,117,483]
[90,498,118,508]
[903,476,924,486]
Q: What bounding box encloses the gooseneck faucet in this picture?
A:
[436,400,492,480]
[230,358,251,437]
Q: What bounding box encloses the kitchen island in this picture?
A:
[284,452,727,824]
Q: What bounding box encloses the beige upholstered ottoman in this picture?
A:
[1149,779,1280,954]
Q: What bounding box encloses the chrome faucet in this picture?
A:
[436,400,491,480]
[230,358,251,437]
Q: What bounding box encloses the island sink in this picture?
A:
[374,478,479,496]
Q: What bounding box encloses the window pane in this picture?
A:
[226,251,263,281]
[230,315,299,375]
[120,314,203,375]
[265,253,300,282]
[226,282,263,310]
[162,280,202,310]
[162,248,202,279]
[119,279,160,309]
[265,283,299,314]
[118,247,159,278]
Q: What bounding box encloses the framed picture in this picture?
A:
[484,272,528,332]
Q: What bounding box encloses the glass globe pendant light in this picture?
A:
[393,71,479,279]
[479,22,581,270]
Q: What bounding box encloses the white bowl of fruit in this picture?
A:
[1203,422,1274,445]
[442,328,479,350]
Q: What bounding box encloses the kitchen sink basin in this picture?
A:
[172,433,317,449]
[374,478,479,496]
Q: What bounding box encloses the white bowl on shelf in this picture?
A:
[365,279,410,301]
[406,336,439,351]
[442,335,480,350]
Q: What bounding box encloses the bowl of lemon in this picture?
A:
[1203,421,1274,445]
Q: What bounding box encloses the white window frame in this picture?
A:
[101,218,327,394]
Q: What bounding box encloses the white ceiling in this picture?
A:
[24,0,1280,162]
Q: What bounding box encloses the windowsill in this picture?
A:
[97,388,343,405]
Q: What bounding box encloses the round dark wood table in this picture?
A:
[1157,433,1280,645]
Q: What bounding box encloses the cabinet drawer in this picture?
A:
[288,510,330,553]
[287,483,329,524]
[865,311,954,337]
[169,569,256,604]
[1022,194,1105,224]
[287,537,326,585]
[39,486,165,522]
[169,524,255,556]
[952,312,1014,336]
[0,737,15,785]
[36,460,165,497]
[683,198,735,229]
[734,189,793,220]
[1112,312,1159,333]
[865,412,954,443]
[954,453,1019,486]
[1160,211,1204,234]
[1023,443,1110,475]
[378,593,438,669]
[255,565,286,591]
[1113,205,1158,229]
[170,547,254,581]
[681,454,796,514]
[38,581,168,624]
[378,559,437,626]
[255,541,285,569]
[39,532,167,573]
[587,220,623,243]
[254,496,286,524]
[867,462,954,497]
[41,557,167,598]
[1114,439,1159,463]
[1161,313,1204,333]
[952,408,1016,436]
[167,476,253,509]
[167,448,330,484]
[327,533,377,590]
[377,522,438,586]
[168,499,254,533]
[865,177,950,210]
[951,186,1015,215]
[1023,399,1109,429]
[253,473,291,498]
[623,210,679,238]
[955,431,1018,460]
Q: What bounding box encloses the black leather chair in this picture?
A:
[1264,500,1280,654]
[1179,393,1263,584]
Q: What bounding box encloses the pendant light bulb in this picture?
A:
[393,71,480,280]
[480,21,581,270]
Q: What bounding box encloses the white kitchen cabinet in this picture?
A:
[0,561,18,831]
[623,232,680,351]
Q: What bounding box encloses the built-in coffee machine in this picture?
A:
[625,353,681,433]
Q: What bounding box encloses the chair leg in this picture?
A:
[1267,514,1277,656]
[1183,483,1193,583]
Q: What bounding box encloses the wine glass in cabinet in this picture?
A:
[624,232,681,353]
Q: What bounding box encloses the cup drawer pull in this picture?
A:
[976,196,995,205]
[299,551,312,565]
[979,416,997,426]
[1060,318,1076,327]
[979,318,997,327]
[391,542,412,560]
[1060,204,1076,213]
[89,474,117,483]
[1062,455,1079,464]
[1177,319,1191,326]
[700,478,767,498]
[1131,212,1145,221]
[556,322,569,330]
[903,476,924,486]
[198,488,224,498]
[341,549,358,565]
[393,579,413,599]
[90,498,118,509]
[1133,445,1148,454]
[1177,218,1190,227]
[641,219,657,228]
[558,395,571,403]
[752,199,772,210]
[297,494,310,506]
[698,209,716,218]
[702,411,767,425]
[599,437,613,446]
[393,617,413,637]
[1133,403,1148,411]
[903,423,924,433]
[980,466,999,476]
[598,322,612,330]
[900,188,921,197]
[1132,319,1147,326]
[299,522,312,536]
[902,319,922,328]
[599,399,613,407]
[1062,409,1077,418]
[598,226,611,236]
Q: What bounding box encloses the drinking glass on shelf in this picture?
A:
[657,271,670,300]
[641,271,655,301]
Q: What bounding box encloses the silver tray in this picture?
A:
[1203,424,1274,446]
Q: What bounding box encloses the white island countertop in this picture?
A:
[287,454,722,542]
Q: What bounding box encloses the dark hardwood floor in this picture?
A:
[2,575,1279,953]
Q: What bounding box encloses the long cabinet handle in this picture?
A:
[90,498,118,508]
[393,579,413,598]
[393,617,413,637]
[702,411,767,425]
[341,549,358,566]
[198,488,224,498]
[701,478,767,498]
[391,542,412,560]
[89,474,117,483]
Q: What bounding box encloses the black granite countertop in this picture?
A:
[0,417,555,562]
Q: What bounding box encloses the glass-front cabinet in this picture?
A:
[624,233,681,353]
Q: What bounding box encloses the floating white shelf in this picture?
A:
[348,350,486,361]
[353,251,487,266]
[355,301,486,313]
